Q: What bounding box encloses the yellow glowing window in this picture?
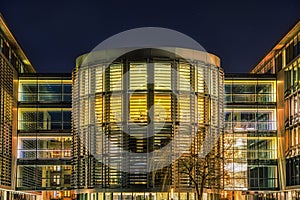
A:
[179,63,191,91]
[210,69,219,96]
[197,95,208,124]
[110,64,122,91]
[130,63,147,90]
[179,94,190,122]
[110,95,122,122]
[154,63,171,90]
[79,71,89,96]
[130,94,147,122]
[154,94,171,121]
[95,94,103,123]
[197,68,203,93]
[196,66,209,93]
[80,98,89,125]
[95,65,104,93]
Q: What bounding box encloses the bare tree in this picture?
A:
[179,137,227,200]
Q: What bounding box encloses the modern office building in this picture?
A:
[1,11,300,200]
[72,48,224,199]
[0,13,37,200]
[250,20,300,199]
[224,74,278,199]
[17,74,73,199]
[0,13,73,200]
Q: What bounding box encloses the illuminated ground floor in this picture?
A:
[74,190,220,200]
[7,188,300,200]
[0,188,36,200]
[72,190,300,200]
[223,190,300,200]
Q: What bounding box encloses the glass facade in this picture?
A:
[17,74,73,199]
[224,75,278,199]
[18,137,71,159]
[2,10,300,200]
[72,48,224,198]
[0,14,35,199]
[284,58,300,187]
[0,53,16,188]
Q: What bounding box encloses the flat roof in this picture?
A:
[225,73,276,79]
[250,19,300,74]
[76,47,221,69]
[0,13,35,73]
[19,73,71,77]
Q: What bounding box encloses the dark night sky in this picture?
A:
[1,0,300,73]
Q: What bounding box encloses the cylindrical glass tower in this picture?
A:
[72,47,224,198]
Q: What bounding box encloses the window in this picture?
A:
[18,108,71,131]
[179,63,191,91]
[130,63,147,90]
[110,94,122,122]
[154,94,171,121]
[110,64,122,91]
[179,94,190,122]
[129,94,147,122]
[154,63,171,90]
[52,175,60,186]
[64,175,71,185]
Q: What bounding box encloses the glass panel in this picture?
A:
[19,78,71,102]
[257,82,275,102]
[95,65,104,93]
[110,94,122,122]
[248,166,278,188]
[110,64,122,91]
[63,84,72,102]
[197,65,209,93]
[232,83,255,94]
[130,94,147,122]
[18,108,71,131]
[18,137,72,159]
[179,94,190,122]
[38,81,62,102]
[130,63,147,90]
[154,63,171,90]
[95,94,104,124]
[18,81,38,101]
[226,80,276,103]
[225,110,276,132]
[179,63,191,91]
[154,94,171,121]
[39,84,62,93]
[17,165,72,189]
[197,95,209,125]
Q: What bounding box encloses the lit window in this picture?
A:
[130,63,147,90]
[110,64,122,91]
[130,94,147,122]
[154,63,171,90]
[154,94,171,121]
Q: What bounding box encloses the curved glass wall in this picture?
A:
[72,48,224,194]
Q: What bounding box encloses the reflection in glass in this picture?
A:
[18,108,71,131]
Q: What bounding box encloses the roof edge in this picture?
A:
[0,13,35,73]
[250,19,300,74]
